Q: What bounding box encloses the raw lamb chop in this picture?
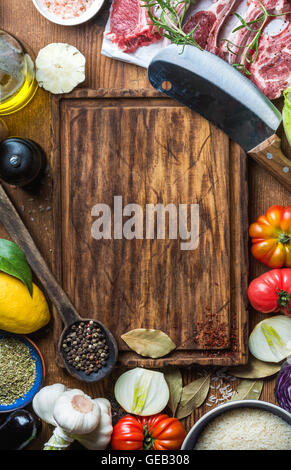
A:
[221,0,291,99]
[183,0,291,99]
[250,21,291,99]
[222,0,290,65]
[183,9,216,48]
[183,0,241,52]
[106,0,161,53]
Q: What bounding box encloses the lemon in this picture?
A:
[0,272,50,334]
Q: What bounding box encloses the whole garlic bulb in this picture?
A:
[53,389,101,435]
[33,383,67,426]
[36,43,85,94]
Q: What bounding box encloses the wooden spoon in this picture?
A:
[0,184,118,383]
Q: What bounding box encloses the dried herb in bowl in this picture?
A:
[0,337,36,405]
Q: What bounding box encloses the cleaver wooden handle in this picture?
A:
[248,134,291,192]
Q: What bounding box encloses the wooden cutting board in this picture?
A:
[52,88,248,367]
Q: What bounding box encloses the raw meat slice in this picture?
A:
[183,0,241,53]
[206,0,241,54]
[222,0,290,64]
[106,0,161,53]
[219,0,291,98]
[250,21,291,99]
[183,10,216,48]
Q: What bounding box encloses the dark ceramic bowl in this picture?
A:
[181,400,291,450]
[58,319,118,383]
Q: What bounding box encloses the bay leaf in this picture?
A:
[162,366,183,416]
[0,239,32,296]
[176,374,211,419]
[121,328,176,358]
[230,379,263,401]
[228,354,281,379]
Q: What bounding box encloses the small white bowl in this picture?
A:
[32,0,106,26]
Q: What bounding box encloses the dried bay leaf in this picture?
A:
[176,374,211,419]
[121,328,176,358]
[162,366,183,416]
[228,354,281,379]
[230,379,263,401]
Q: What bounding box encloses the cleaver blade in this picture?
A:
[148,45,291,191]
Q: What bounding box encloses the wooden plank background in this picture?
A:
[0,0,290,449]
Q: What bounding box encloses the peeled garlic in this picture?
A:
[36,43,85,94]
[53,389,101,435]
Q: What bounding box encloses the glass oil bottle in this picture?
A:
[0,30,38,115]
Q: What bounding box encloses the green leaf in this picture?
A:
[230,379,263,401]
[228,354,281,379]
[121,329,176,358]
[162,366,183,416]
[0,239,33,296]
[176,374,210,419]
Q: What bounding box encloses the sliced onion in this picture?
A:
[283,88,291,146]
[249,315,291,363]
[114,368,169,416]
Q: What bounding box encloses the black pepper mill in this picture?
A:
[0,138,46,186]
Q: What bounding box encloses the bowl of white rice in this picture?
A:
[182,400,291,451]
[32,0,106,26]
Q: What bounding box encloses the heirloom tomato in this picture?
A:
[249,205,291,268]
[111,414,186,450]
[248,269,291,317]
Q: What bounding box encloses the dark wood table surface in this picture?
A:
[0,0,290,449]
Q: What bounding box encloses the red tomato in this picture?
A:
[249,205,291,268]
[248,268,291,316]
[111,414,186,450]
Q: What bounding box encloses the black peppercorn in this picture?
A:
[61,321,110,376]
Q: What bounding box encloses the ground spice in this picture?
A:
[0,337,36,405]
[193,312,229,348]
[62,321,110,375]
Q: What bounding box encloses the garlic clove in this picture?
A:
[53,389,101,435]
[76,398,113,450]
[32,383,67,426]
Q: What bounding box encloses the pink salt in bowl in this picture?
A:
[32,0,106,26]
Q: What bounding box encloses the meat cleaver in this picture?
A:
[148,45,291,192]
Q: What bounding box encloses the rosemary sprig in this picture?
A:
[142,0,202,50]
[224,0,291,74]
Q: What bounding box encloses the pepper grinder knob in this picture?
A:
[0,138,46,186]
